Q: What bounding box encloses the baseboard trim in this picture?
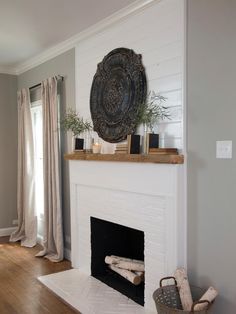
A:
[0,227,16,237]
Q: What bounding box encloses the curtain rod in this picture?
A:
[29,75,64,90]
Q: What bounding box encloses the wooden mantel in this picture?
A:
[64,152,184,164]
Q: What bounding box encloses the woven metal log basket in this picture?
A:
[153,277,213,314]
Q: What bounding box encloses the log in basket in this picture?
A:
[153,277,213,314]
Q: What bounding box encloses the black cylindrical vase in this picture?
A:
[148,133,159,149]
[129,134,140,154]
[75,138,84,151]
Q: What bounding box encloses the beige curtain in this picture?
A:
[36,77,63,262]
[10,89,37,247]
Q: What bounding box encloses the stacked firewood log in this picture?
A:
[105,258,218,310]
[174,268,218,311]
[105,255,144,285]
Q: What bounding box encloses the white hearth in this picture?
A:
[69,160,186,313]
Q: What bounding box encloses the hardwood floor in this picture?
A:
[0,237,79,314]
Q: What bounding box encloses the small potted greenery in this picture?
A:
[61,108,92,151]
[136,91,171,154]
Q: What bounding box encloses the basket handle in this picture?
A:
[159,276,177,288]
[191,300,211,312]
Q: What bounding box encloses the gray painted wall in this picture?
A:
[18,49,75,251]
[187,1,236,313]
[0,74,17,229]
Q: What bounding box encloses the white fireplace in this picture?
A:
[69,160,186,312]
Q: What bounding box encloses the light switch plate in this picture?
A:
[216,140,232,159]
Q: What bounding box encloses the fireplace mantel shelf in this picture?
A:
[64,152,184,164]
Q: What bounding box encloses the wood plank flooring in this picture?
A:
[0,237,79,314]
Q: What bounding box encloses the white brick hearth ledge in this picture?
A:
[38,269,154,314]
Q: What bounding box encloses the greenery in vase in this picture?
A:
[60,108,92,137]
[136,91,171,132]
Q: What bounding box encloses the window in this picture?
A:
[31,101,44,240]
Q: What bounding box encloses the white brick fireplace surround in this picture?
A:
[68,160,186,313]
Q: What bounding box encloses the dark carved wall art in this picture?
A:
[90,48,147,143]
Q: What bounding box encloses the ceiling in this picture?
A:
[0,0,138,72]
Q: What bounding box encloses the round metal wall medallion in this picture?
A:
[90,47,147,143]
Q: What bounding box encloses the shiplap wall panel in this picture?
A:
[76,0,184,149]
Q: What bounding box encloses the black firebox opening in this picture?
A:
[90,217,144,306]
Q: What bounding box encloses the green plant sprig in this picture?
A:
[61,108,92,137]
[136,91,171,131]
